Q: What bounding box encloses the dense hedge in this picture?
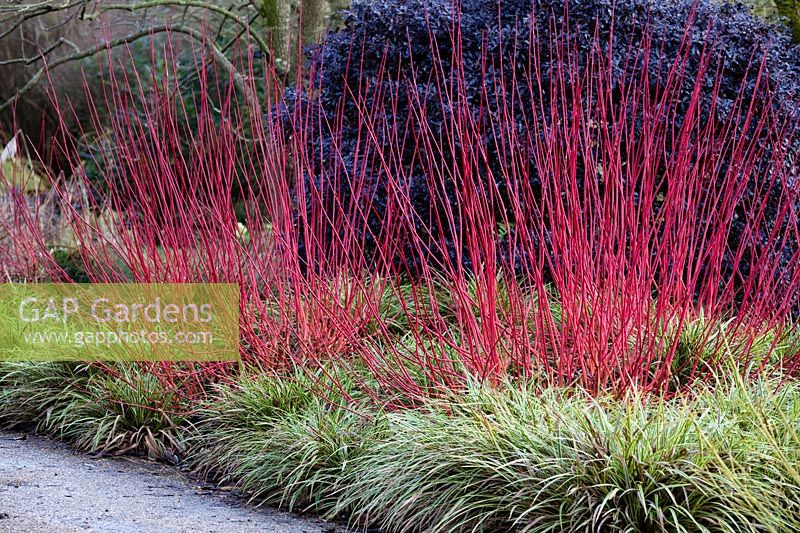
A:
[281,0,800,281]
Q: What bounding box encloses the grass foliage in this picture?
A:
[184,371,800,532]
[189,370,378,513]
[0,362,187,459]
[2,358,799,531]
[2,312,800,531]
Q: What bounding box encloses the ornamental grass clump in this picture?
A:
[184,369,800,532]
[0,362,188,459]
[188,369,377,513]
[336,389,720,532]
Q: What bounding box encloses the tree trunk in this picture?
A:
[300,0,328,46]
[260,0,292,73]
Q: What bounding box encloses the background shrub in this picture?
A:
[284,0,800,282]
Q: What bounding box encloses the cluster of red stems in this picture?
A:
[3,15,800,404]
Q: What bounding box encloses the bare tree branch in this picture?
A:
[84,0,274,59]
[0,23,259,114]
[0,1,85,41]
[0,36,79,66]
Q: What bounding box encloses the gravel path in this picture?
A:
[0,431,347,533]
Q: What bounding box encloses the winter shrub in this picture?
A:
[24,1,800,393]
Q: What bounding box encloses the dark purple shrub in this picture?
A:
[279,0,800,289]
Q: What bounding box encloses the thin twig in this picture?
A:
[84,0,273,59]
[0,24,259,114]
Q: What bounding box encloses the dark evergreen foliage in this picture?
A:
[279,0,800,281]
